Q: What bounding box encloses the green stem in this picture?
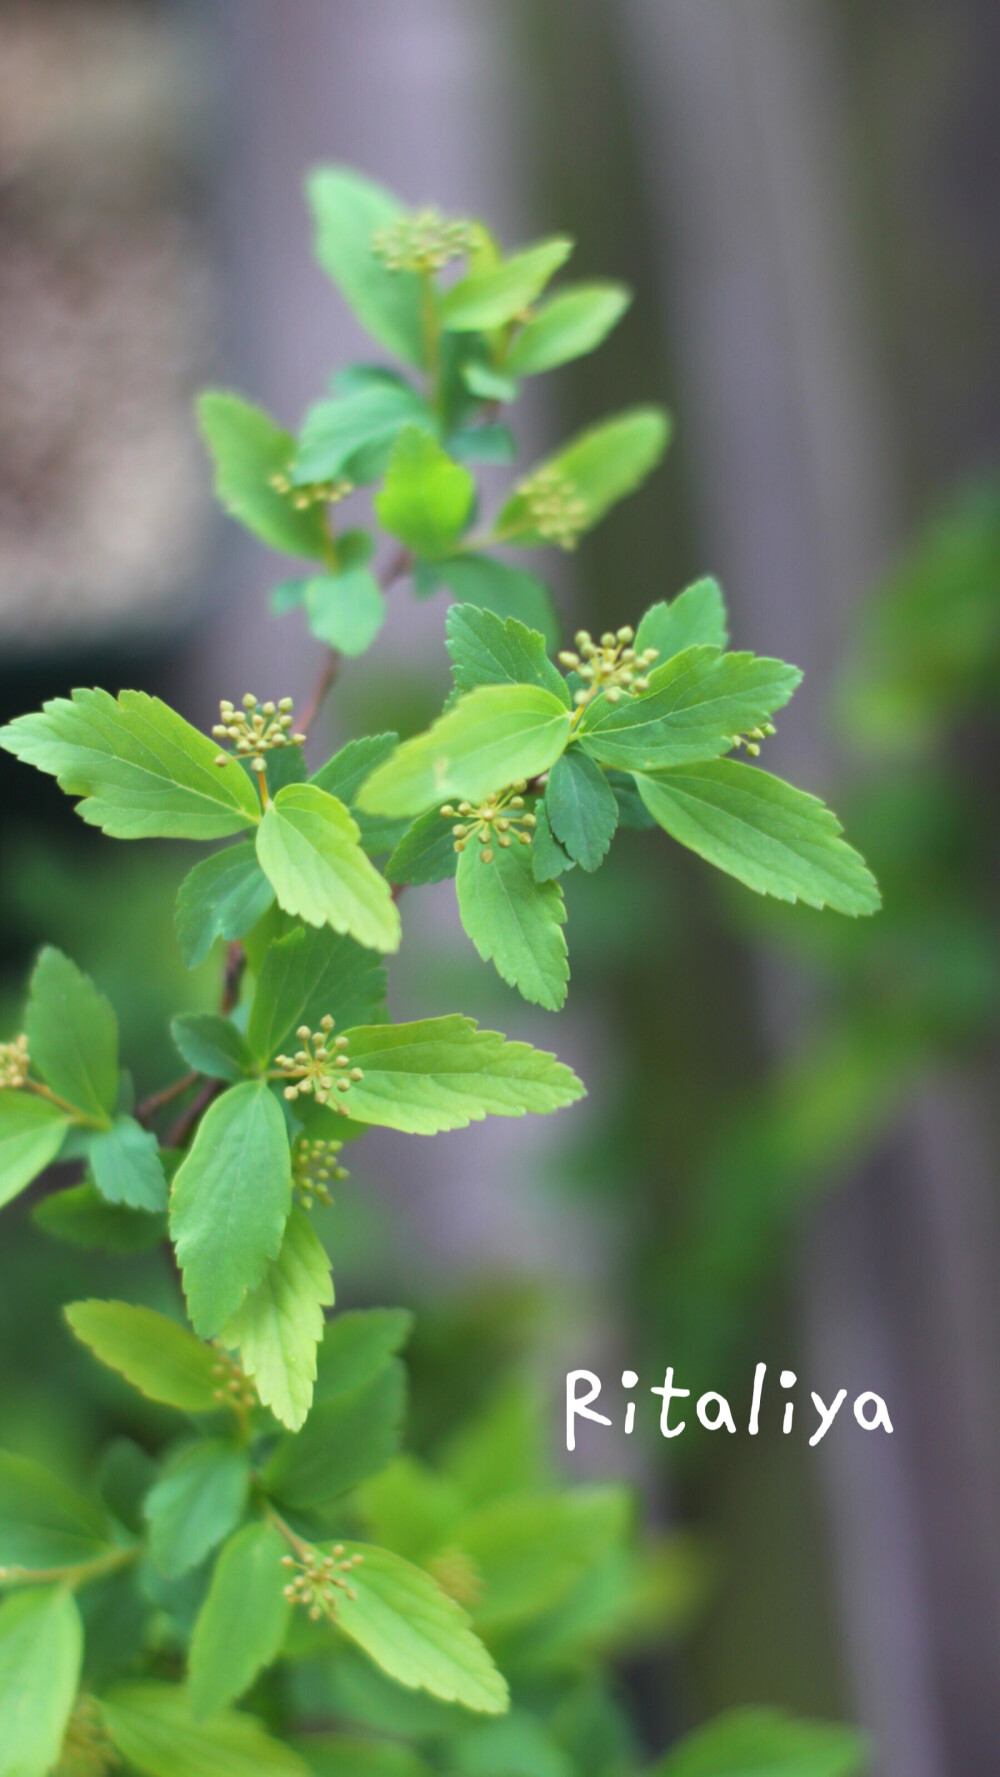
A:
[421,270,442,414]
[23,1079,107,1130]
[0,1543,139,1593]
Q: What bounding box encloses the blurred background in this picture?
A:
[2,4,999,1774]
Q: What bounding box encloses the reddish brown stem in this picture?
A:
[135,1071,199,1127]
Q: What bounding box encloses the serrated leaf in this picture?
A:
[545,751,618,871]
[263,1360,407,1512]
[309,167,425,367]
[247,925,387,1065]
[170,1082,292,1337]
[35,1184,166,1253]
[0,690,261,841]
[0,1588,83,1777]
[446,605,569,703]
[577,647,802,772]
[171,1014,252,1084]
[176,844,275,969]
[0,1450,111,1572]
[421,555,558,648]
[256,784,400,953]
[385,808,458,886]
[456,845,569,1012]
[331,1542,508,1715]
[88,1116,168,1211]
[530,803,575,881]
[305,569,386,657]
[636,761,881,915]
[635,578,729,660]
[0,1092,69,1209]
[357,685,572,818]
[65,1300,223,1414]
[144,1441,250,1578]
[188,1521,291,1718]
[496,408,669,545]
[507,281,631,374]
[375,428,475,560]
[441,237,572,332]
[198,392,329,560]
[339,1015,582,1131]
[24,946,118,1124]
[294,382,432,486]
[103,1680,310,1777]
[647,1707,867,1777]
[221,1208,334,1431]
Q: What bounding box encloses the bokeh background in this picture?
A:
[2,4,999,1774]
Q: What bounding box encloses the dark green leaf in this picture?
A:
[247,925,387,1065]
[635,578,729,660]
[446,605,568,703]
[171,1014,253,1084]
[144,1440,250,1578]
[34,1184,166,1253]
[25,946,118,1123]
[448,425,516,465]
[420,555,558,648]
[545,751,618,871]
[645,1707,867,1777]
[189,1521,291,1719]
[507,281,631,375]
[176,845,275,969]
[0,1449,110,1572]
[386,809,458,886]
[456,844,569,1011]
[309,167,425,367]
[263,1359,406,1512]
[313,1308,413,1403]
[88,1116,168,1211]
[375,428,475,560]
[312,733,399,805]
[530,803,575,880]
[198,392,329,560]
[606,769,657,831]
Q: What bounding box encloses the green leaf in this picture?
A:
[446,605,568,703]
[454,1488,627,1637]
[314,1308,413,1401]
[545,751,618,871]
[305,569,387,657]
[88,1115,167,1211]
[35,1184,166,1253]
[606,769,657,831]
[331,1542,508,1715]
[496,408,670,544]
[359,1457,465,1565]
[441,237,572,332]
[256,784,401,954]
[198,392,329,560]
[461,362,518,402]
[0,1450,111,1572]
[221,1208,334,1432]
[530,804,575,881]
[339,1015,582,1131]
[309,167,425,367]
[635,578,729,660]
[0,1588,83,1777]
[0,1092,69,1209]
[289,1737,435,1777]
[170,1082,292,1338]
[25,946,118,1123]
[294,382,431,485]
[421,555,558,648]
[506,281,631,374]
[385,809,458,886]
[646,1707,867,1777]
[263,1359,406,1512]
[188,1521,291,1719]
[65,1300,224,1414]
[375,428,475,560]
[577,648,802,772]
[636,761,882,915]
[456,845,569,1012]
[144,1440,250,1578]
[176,845,275,969]
[247,925,387,1066]
[357,685,572,818]
[171,1014,252,1084]
[0,689,261,841]
[103,1680,310,1777]
[312,733,399,805]
[445,1713,573,1777]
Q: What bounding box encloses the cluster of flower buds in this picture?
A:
[282,1543,364,1620]
[269,467,354,511]
[559,627,659,708]
[0,1034,29,1091]
[55,1694,119,1777]
[517,465,589,550]
[276,1017,363,1113]
[292,1135,348,1209]
[441,782,537,866]
[372,209,476,274]
[210,1346,257,1412]
[213,695,306,774]
[428,1546,483,1608]
[730,721,777,758]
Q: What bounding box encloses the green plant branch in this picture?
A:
[0,1543,139,1593]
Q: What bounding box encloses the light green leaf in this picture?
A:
[0,1588,83,1777]
[530,804,575,882]
[0,689,261,841]
[65,1300,223,1415]
[441,1380,548,1507]
[358,1457,465,1565]
[88,1116,167,1211]
[24,946,118,1124]
[305,569,387,657]
[294,381,431,486]
[646,1707,867,1777]
[461,362,518,403]
[35,1185,166,1253]
[263,1359,406,1513]
[636,761,881,916]
[635,578,729,660]
[0,1450,111,1573]
[421,555,558,648]
[221,1208,334,1432]
[175,845,275,969]
[455,1487,628,1637]
[441,237,573,332]
[188,1521,291,1719]
[496,408,670,545]
[309,167,426,367]
[577,647,802,772]
[357,685,572,818]
[198,392,329,560]
[171,1014,252,1084]
[247,925,387,1067]
[545,751,618,871]
[375,428,475,560]
[103,1680,310,1777]
[0,1093,69,1209]
[445,1712,573,1777]
[332,1542,508,1715]
[456,844,569,1012]
[339,1015,582,1131]
[170,1082,292,1338]
[144,1441,250,1578]
[446,605,568,703]
[256,784,400,953]
[507,281,631,375]
[385,809,458,886]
